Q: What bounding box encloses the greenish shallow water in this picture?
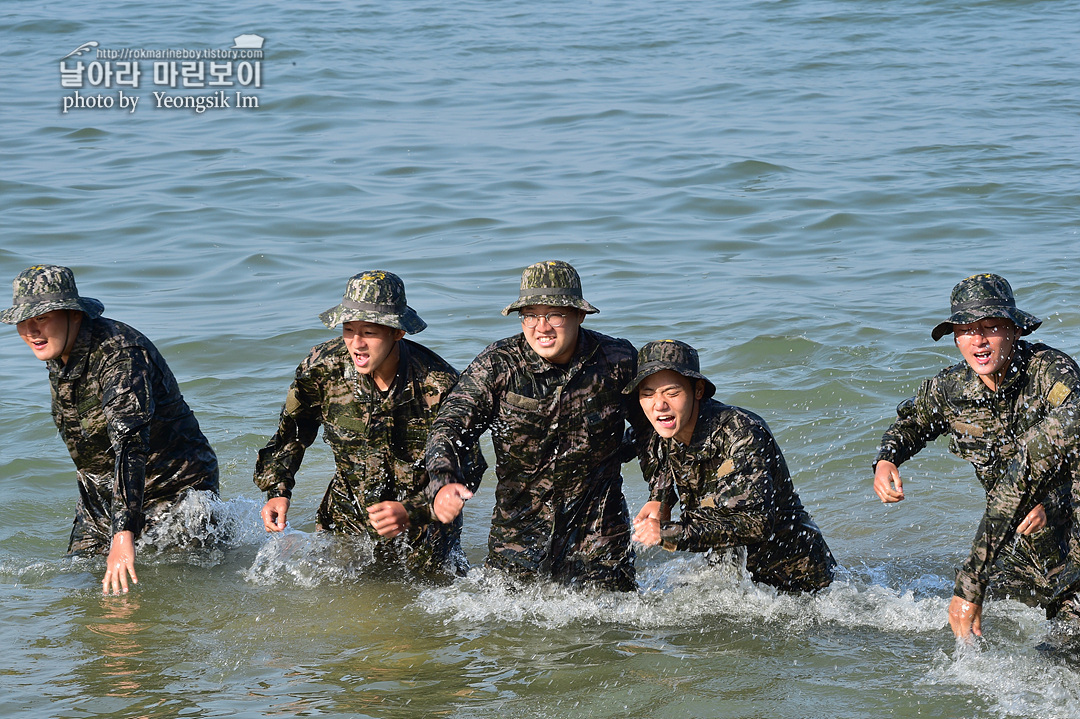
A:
[2,0,1080,717]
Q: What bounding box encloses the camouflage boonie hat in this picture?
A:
[622,340,716,399]
[931,273,1041,341]
[318,270,427,334]
[0,265,104,325]
[501,260,599,316]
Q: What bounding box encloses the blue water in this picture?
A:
[2,1,1080,717]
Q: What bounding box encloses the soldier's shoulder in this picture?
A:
[1026,341,1080,372]
[301,336,348,368]
[585,329,635,362]
[920,361,970,393]
[403,338,456,371]
[88,317,161,361]
[91,316,146,346]
[709,400,772,436]
[403,339,460,387]
[466,335,523,366]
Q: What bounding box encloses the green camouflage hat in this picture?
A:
[501,260,599,316]
[622,339,716,399]
[318,270,427,334]
[0,265,104,325]
[931,273,1041,341]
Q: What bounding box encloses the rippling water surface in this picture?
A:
[3,1,1080,717]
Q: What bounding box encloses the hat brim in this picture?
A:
[931,307,1041,341]
[318,304,427,334]
[622,361,716,399]
[0,297,104,325]
[501,295,599,316]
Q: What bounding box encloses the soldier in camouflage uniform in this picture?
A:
[425,260,638,591]
[2,265,219,595]
[873,273,1080,638]
[254,271,485,578]
[628,340,835,593]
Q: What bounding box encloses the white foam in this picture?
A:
[242,530,379,588]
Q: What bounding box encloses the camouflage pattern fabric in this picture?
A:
[254,338,485,576]
[0,264,104,325]
[501,260,600,316]
[639,398,836,593]
[931,272,1041,342]
[1051,475,1080,618]
[425,328,637,591]
[318,270,427,334]
[875,339,1080,607]
[49,317,219,554]
[622,339,716,399]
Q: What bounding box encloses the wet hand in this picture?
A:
[261,497,290,532]
[102,531,138,595]
[873,460,904,503]
[632,501,662,546]
[368,501,410,537]
[1017,504,1046,535]
[948,595,982,639]
[433,484,472,524]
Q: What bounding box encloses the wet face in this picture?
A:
[17,310,82,363]
[520,304,584,365]
[342,321,405,387]
[953,317,1018,390]
[638,369,704,445]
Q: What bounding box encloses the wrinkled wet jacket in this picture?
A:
[876,340,1080,607]
[425,329,637,590]
[640,398,835,593]
[254,338,485,575]
[48,317,218,553]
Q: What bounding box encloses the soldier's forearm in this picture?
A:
[111,436,148,536]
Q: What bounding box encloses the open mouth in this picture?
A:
[973,349,993,365]
[656,414,676,429]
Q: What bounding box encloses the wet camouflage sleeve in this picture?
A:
[425,329,637,590]
[252,348,325,501]
[49,318,218,552]
[639,400,835,593]
[875,341,1080,606]
[253,338,485,560]
[642,407,779,552]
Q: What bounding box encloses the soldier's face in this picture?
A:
[953,318,1018,389]
[16,310,81,363]
[342,321,405,378]
[520,304,583,365]
[638,370,703,445]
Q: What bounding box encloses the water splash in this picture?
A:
[929,637,1080,719]
[415,555,947,633]
[243,530,381,588]
[137,490,264,560]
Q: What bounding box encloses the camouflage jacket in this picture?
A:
[640,398,835,592]
[254,338,485,570]
[875,340,1080,605]
[425,328,637,590]
[47,317,218,548]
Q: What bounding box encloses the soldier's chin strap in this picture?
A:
[59,310,80,367]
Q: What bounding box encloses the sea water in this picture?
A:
[2,0,1080,716]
